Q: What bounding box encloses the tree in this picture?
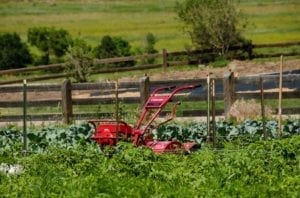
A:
[176,0,247,55]
[65,38,93,82]
[0,33,32,70]
[28,27,72,64]
[94,35,134,67]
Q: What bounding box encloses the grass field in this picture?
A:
[1,0,300,51]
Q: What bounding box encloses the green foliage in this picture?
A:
[27,27,72,64]
[176,0,247,54]
[0,119,299,155]
[94,35,117,59]
[209,56,230,68]
[0,119,299,197]
[65,38,93,82]
[143,32,158,64]
[1,0,300,52]
[94,35,135,67]
[0,123,93,154]
[0,32,32,70]
[155,119,300,146]
[0,135,299,197]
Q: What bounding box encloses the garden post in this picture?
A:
[207,74,210,142]
[61,79,73,124]
[22,79,28,156]
[223,71,235,119]
[115,80,119,122]
[162,49,168,72]
[260,76,267,140]
[140,76,150,109]
[211,78,216,147]
[278,55,283,137]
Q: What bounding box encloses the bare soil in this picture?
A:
[120,59,300,81]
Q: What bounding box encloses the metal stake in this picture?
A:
[211,78,216,147]
[115,80,119,122]
[207,73,210,142]
[278,55,283,137]
[23,79,28,156]
[260,76,266,140]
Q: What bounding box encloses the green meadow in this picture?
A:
[0,0,300,51]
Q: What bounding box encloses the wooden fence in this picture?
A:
[0,73,299,124]
[0,41,300,85]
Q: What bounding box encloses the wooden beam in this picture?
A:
[223,71,235,119]
[61,79,73,124]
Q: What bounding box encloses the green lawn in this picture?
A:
[1,0,300,52]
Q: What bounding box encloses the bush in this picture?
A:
[0,33,32,70]
[143,33,158,64]
[93,35,135,67]
[65,38,93,82]
[28,27,72,65]
[209,56,229,68]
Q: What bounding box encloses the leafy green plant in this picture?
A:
[1,135,299,197]
[0,123,94,154]
[155,119,300,146]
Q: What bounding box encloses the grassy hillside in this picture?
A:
[1,0,300,51]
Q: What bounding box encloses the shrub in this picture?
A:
[65,38,93,82]
[0,33,32,70]
[93,35,134,67]
[143,33,158,64]
[28,27,72,65]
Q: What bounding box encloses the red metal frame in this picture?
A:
[89,119,133,147]
[132,84,201,146]
[89,83,201,153]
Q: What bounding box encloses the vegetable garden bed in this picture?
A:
[0,119,299,197]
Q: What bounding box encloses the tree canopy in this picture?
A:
[177,0,247,54]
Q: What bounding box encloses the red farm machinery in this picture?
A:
[89,84,201,154]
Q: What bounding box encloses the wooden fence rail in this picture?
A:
[0,41,300,85]
[0,73,299,124]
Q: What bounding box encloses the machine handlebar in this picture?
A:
[152,84,201,95]
[193,83,202,88]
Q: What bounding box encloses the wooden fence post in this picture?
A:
[61,79,73,124]
[140,76,150,108]
[162,49,168,72]
[223,71,235,119]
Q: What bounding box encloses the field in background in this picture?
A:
[0,0,300,51]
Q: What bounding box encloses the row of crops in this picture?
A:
[1,119,299,154]
[0,119,299,197]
